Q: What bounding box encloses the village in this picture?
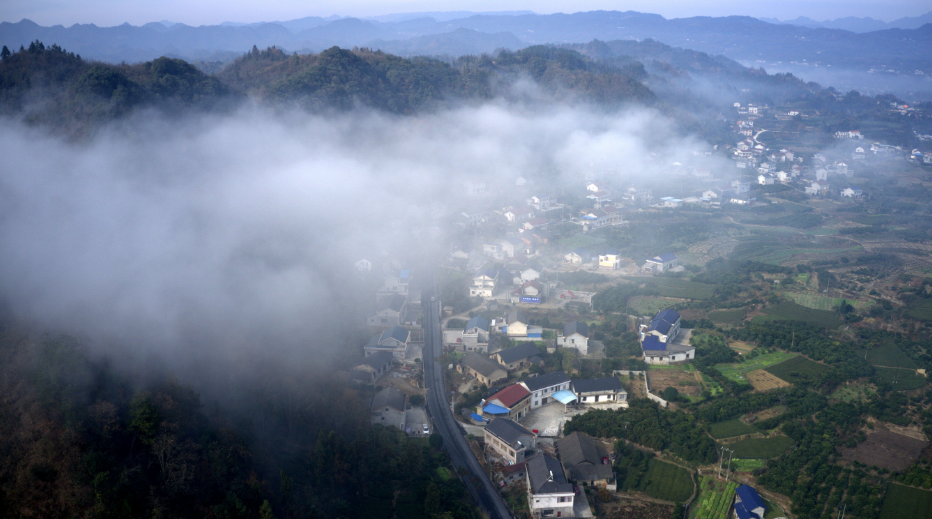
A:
[341,98,932,519]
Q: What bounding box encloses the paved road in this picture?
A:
[422,285,513,519]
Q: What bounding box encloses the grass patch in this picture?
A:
[906,300,932,322]
[557,234,605,250]
[435,467,452,481]
[830,385,876,403]
[701,373,726,396]
[629,296,682,316]
[624,276,716,300]
[765,356,829,384]
[708,419,757,439]
[708,308,747,324]
[727,436,794,459]
[758,300,842,328]
[852,215,893,225]
[731,458,766,471]
[879,483,932,519]
[632,458,695,503]
[874,367,927,391]
[858,343,917,369]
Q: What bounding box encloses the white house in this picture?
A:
[526,454,575,518]
[521,268,541,282]
[643,253,677,273]
[520,371,572,409]
[354,259,372,272]
[557,321,589,355]
[465,181,487,195]
[366,293,407,327]
[470,268,499,298]
[572,377,627,404]
[757,174,774,185]
[640,309,695,364]
[563,248,590,265]
[841,187,863,198]
[599,249,622,270]
[370,387,406,431]
[485,418,537,464]
[731,180,751,194]
[364,326,411,361]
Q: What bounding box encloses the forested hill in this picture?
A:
[0,41,235,137]
[0,41,656,135]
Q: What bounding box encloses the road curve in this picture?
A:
[422,286,513,519]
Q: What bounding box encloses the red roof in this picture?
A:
[488,384,531,408]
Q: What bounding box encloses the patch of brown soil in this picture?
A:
[839,428,929,471]
[747,370,791,392]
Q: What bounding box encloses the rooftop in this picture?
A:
[487,384,531,408]
[496,343,541,365]
[522,371,571,392]
[527,454,574,495]
[465,316,491,332]
[379,325,409,344]
[371,387,405,413]
[485,418,535,447]
[563,321,589,338]
[572,377,624,394]
[460,353,507,378]
[357,351,394,369]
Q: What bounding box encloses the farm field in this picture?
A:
[727,436,794,459]
[765,356,829,384]
[700,373,726,397]
[708,308,746,324]
[715,351,798,383]
[629,459,695,503]
[708,419,757,439]
[839,429,929,472]
[874,367,926,391]
[785,292,872,310]
[756,301,842,328]
[859,343,917,369]
[879,483,932,519]
[690,477,737,519]
[648,366,701,397]
[556,234,605,250]
[906,300,932,321]
[623,277,716,300]
[746,370,792,391]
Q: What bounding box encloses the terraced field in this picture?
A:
[715,351,798,383]
[691,477,737,519]
[624,277,717,300]
[727,436,794,459]
[708,419,757,439]
[858,343,917,369]
[879,483,932,519]
[708,308,746,324]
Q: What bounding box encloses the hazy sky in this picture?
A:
[2,1,927,27]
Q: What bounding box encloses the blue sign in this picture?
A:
[520,297,541,304]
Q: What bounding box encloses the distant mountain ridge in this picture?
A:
[759,11,932,33]
[1,11,930,74]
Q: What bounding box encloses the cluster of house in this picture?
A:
[639,309,696,365]
[562,249,624,271]
[487,420,615,518]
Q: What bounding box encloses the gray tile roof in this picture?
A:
[497,343,541,365]
[572,377,624,394]
[557,431,600,467]
[371,387,405,413]
[526,454,573,494]
[563,321,589,338]
[507,310,528,326]
[381,293,406,312]
[358,351,394,369]
[485,418,534,447]
[522,371,571,392]
[461,353,507,378]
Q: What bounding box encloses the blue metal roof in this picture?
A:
[734,502,755,519]
[553,390,578,404]
[466,316,491,332]
[735,485,765,516]
[642,335,666,351]
[482,404,510,415]
[657,253,677,262]
[649,319,673,334]
[470,412,489,422]
[380,326,409,344]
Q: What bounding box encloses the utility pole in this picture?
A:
[726,448,734,479]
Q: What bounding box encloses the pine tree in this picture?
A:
[0,46,10,60]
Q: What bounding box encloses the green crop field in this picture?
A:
[556,234,605,250]
[691,477,737,519]
[766,356,828,384]
[708,419,757,439]
[624,277,717,300]
[874,367,927,391]
[716,351,798,383]
[906,300,932,321]
[728,436,794,459]
[758,301,842,328]
[731,459,766,471]
[709,308,747,324]
[631,459,694,503]
[852,215,893,225]
[879,483,932,519]
[785,292,872,311]
[858,343,917,369]
[701,373,726,396]
[629,296,682,316]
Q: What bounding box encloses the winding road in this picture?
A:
[422,284,513,519]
